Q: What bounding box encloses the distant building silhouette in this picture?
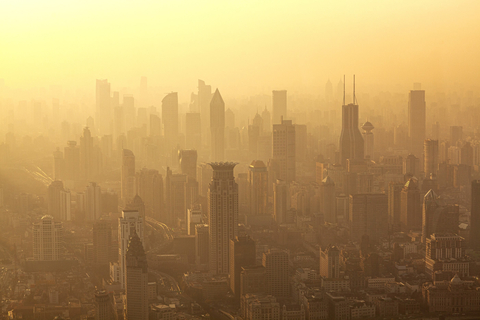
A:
[248,160,268,216]
[162,92,179,153]
[210,89,225,162]
[471,180,480,250]
[229,235,256,299]
[121,149,135,205]
[408,88,426,157]
[272,90,287,125]
[273,118,295,183]
[263,249,289,298]
[33,215,63,261]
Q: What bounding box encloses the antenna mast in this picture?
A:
[343,75,345,105]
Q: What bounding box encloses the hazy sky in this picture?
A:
[1,0,479,96]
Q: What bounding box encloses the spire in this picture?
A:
[211,88,224,105]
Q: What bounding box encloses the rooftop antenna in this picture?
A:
[343,75,345,105]
[353,74,356,104]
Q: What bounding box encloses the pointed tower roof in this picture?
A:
[450,273,462,285]
[132,194,144,204]
[424,189,438,200]
[322,176,335,186]
[211,88,224,105]
[126,231,146,258]
[404,178,418,190]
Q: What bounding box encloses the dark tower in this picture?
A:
[471,180,480,250]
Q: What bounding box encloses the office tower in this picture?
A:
[262,107,271,132]
[165,171,187,225]
[240,266,266,297]
[471,180,480,250]
[186,113,202,150]
[93,220,112,275]
[94,290,115,320]
[425,233,468,278]
[96,79,112,134]
[187,205,203,235]
[339,80,364,166]
[272,119,296,183]
[197,162,213,197]
[198,80,212,146]
[162,92,179,152]
[135,168,164,221]
[210,89,225,162]
[349,194,388,242]
[53,148,64,180]
[121,149,135,205]
[319,245,340,278]
[422,190,459,243]
[79,127,97,180]
[33,215,63,261]
[272,90,287,125]
[431,121,440,140]
[247,160,268,216]
[388,182,404,232]
[208,163,238,274]
[195,224,209,267]
[179,149,198,180]
[274,180,288,224]
[460,142,474,166]
[450,126,463,145]
[124,232,148,320]
[118,210,144,289]
[424,139,439,177]
[229,235,256,299]
[400,178,421,232]
[403,154,420,177]
[362,121,374,160]
[47,181,71,221]
[262,249,289,298]
[64,141,80,181]
[408,89,426,156]
[85,182,101,221]
[321,176,336,224]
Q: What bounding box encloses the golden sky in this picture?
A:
[1,0,479,95]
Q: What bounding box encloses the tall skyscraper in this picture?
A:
[262,107,271,132]
[121,149,136,205]
[47,181,71,221]
[94,290,115,320]
[321,176,336,224]
[339,80,364,166]
[403,154,420,177]
[388,182,404,232]
[274,180,288,224]
[64,141,80,181]
[319,245,340,278]
[93,219,112,275]
[208,163,238,274]
[186,112,202,150]
[80,127,100,180]
[195,224,209,268]
[96,79,112,134]
[33,215,64,261]
[408,89,426,157]
[162,92,179,152]
[362,121,375,160]
[262,249,289,298]
[179,149,198,180]
[424,139,439,177]
[471,180,480,251]
[400,178,422,232]
[198,80,212,147]
[118,210,144,289]
[135,168,164,221]
[229,235,256,299]
[210,89,225,162]
[422,190,459,243]
[349,194,388,242]
[124,232,149,320]
[272,119,296,183]
[85,182,102,221]
[272,90,287,125]
[247,160,268,216]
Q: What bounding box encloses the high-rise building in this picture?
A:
[121,149,135,205]
[179,149,198,180]
[85,182,102,221]
[450,126,463,146]
[403,154,420,178]
[80,127,100,180]
[422,190,459,243]
[272,90,287,125]
[185,113,202,150]
[339,86,364,166]
[135,168,164,221]
[195,224,209,268]
[471,180,480,251]
[118,210,144,289]
[294,124,307,163]
[93,220,112,275]
[400,178,422,232]
[425,233,468,278]
[64,141,80,181]
[208,163,238,274]
[262,107,272,132]
[321,176,336,224]
[248,160,268,216]
[362,121,375,160]
[198,80,212,147]
[47,181,71,221]
[424,139,439,177]
[388,182,404,232]
[408,89,426,156]
[165,171,187,225]
[53,148,64,180]
[33,215,63,261]
[210,89,225,162]
[273,180,288,224]
[162,92,179,152]
[272,119,296,183]
[94,290,115,320]
[229,235,256,299]
[240,266,266,297]
[319,245,340,278]
[96,79,112,134]
[197,162,213,197]
[262,249,289,298]
[124,232,149,320]
[349,194,388,242]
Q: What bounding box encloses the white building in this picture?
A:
[33,215,63,261]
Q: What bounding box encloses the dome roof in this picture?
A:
[250,160,266,168]
[362,121,374,131]
[132,194,144,204]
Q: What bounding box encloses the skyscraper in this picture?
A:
[262,249,289,298]
[96,79,112,134]
[208,162,238,274]
[362,121,375,160]
[195,224,209,268]
[85,182,101,221]
[210,89,225,162]
[248,160,268,216]
[179,149,198,180]
[272,90,287,125]
[80,127,100,180]
[198,80,212,147]
[94,290,115,320]
[471,180,480,251]
[319,245,340,278]
[272,119,296,183]
[321,176,336,224]
[135,168,164,221]
[121,149,135,205]
[408,89,426,157]
[93,219,112,275]
[274,180,288,224]
[162,92,179,153]
[349,194,388,242]
[64,141,80,181]
[400,178,422,232]
[229,235,256,299]
[388,182,404,232]
[124,232,149,320]
[33,215,63,261]
[118,210,144,289]
[424,139,439,177]
[422,189,459,243]
[47,180,71,221]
